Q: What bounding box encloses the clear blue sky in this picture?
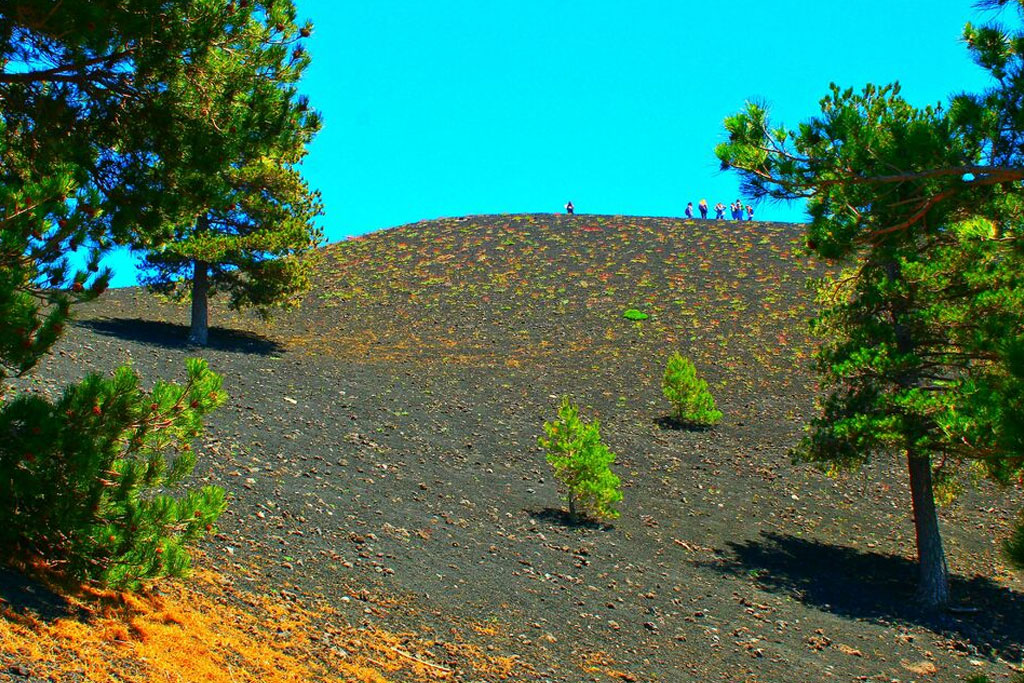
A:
[105,0,998,286]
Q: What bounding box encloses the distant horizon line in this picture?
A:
[351,211,803,237]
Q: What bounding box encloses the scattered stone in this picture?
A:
[902,660,938,676]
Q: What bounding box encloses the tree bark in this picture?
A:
[884,258,949,606]
[187,214,211,347]
[188,258,210,347]
[907,450,949,607]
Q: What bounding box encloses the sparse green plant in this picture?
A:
[539,397,622,521]
[622,308,648,321]
[662,352,722,425]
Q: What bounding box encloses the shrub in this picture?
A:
[622,308,648,321]
[539,397,622,520]
[0,358,227,589]
[662,352,722,425]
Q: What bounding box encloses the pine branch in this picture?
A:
[0,51,133,84]
[816,164,1024,189]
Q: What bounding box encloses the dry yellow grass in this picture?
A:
[0,562,529,682]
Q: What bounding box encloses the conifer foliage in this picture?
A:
[0,360,227,588]
[716,2,1024,606]
[0,3,297,587]
[662,352,722,426]
[1,2,323,348]
[539,398,622,521]
[137,1,324,346]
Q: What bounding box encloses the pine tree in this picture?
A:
[136,2,323,346]
[1,1,274,252]
[715,5,1024,607]
[0,2,295,586]
[662,352,722,426]
[1,2,322,349]
[0,359,227,588]
[1,2,319,365]
[539,398,623,521]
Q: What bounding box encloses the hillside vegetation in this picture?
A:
[4,214,1024,682]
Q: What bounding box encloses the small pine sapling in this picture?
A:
[662,352,722,425]
[539,397,622,521]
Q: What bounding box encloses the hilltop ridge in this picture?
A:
[300,214,818,381]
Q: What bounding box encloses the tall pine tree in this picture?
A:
[0,1,314,586]
[137,1,323,346]
[0,1,321,361]
[0,0,192,373]
[716,5,1024,606]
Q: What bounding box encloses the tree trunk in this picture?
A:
[885,258,949,606]
[907,451,949,607]
[188,258,210,347]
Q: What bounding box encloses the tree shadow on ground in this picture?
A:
[653,415,712,432]
[0,566,75,622]
[76,318,285,355]
[527,507,613,531]
[697,531,1024,660]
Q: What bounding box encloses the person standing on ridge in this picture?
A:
[714,202,726,219]
[698,198,708,219]
[565,201,574,215]
[746,205,754,221]
[685,202,694,219]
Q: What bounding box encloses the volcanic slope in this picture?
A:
[14,213,1024,682]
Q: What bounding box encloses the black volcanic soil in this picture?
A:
[14,214,1024,682]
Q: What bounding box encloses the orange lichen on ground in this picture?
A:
[0,566,529,682]
[579,650,639,682]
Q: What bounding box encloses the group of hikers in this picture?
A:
[686,199,753,221]
[563,199,754,220]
